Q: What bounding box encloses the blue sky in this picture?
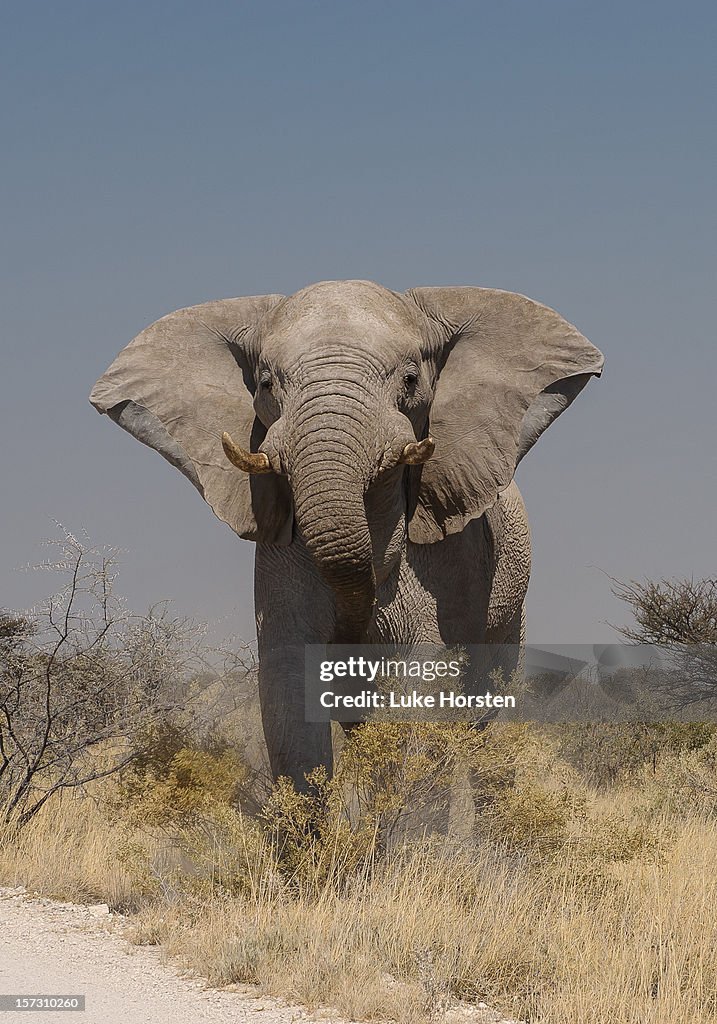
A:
[1,0,715,642]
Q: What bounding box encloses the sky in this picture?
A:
[1,0,715,645]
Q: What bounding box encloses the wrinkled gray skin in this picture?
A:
[90,280,604,787]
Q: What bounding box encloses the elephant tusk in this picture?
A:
[399,436,435,466]
[221,431,272,474]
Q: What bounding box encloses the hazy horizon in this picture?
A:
[2,1,715,645]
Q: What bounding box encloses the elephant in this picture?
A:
[90,280,603,787]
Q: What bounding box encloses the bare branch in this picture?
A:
[1,528,239,832]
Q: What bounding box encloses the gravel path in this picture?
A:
[0,887,321,1024]
[0,888,520,1024]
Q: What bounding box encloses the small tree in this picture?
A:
[612,577,717,709]
[0,528,216,831]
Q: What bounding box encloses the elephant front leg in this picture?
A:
[257,647,333,787]
[255,543,336,789]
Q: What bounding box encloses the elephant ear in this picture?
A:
[405,287,604,544]
[89,295,294,543]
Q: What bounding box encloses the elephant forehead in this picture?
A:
[260,280,425,359]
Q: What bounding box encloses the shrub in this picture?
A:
[556,721,716,788]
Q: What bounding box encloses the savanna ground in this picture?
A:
[4,714,717,1024]
[2,537,717,1024]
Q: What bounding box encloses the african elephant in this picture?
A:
[90,280,603,786]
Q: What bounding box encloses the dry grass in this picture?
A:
[0,791,139,907]
[128,816,717,1024]
[3,735,717,1024]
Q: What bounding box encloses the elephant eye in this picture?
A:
[258,371,273,392]
[403,369,419,390]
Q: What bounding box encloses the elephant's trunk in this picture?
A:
[290,402,376,644]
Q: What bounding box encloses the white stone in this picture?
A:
[87,903,110,916]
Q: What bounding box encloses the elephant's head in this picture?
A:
[90,280,603,642]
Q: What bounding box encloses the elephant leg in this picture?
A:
[255,542,336,790]
[258,647,333,787]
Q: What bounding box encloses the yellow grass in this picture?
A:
[2,777,717,1024]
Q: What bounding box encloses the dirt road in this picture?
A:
[0,888,316,1024]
